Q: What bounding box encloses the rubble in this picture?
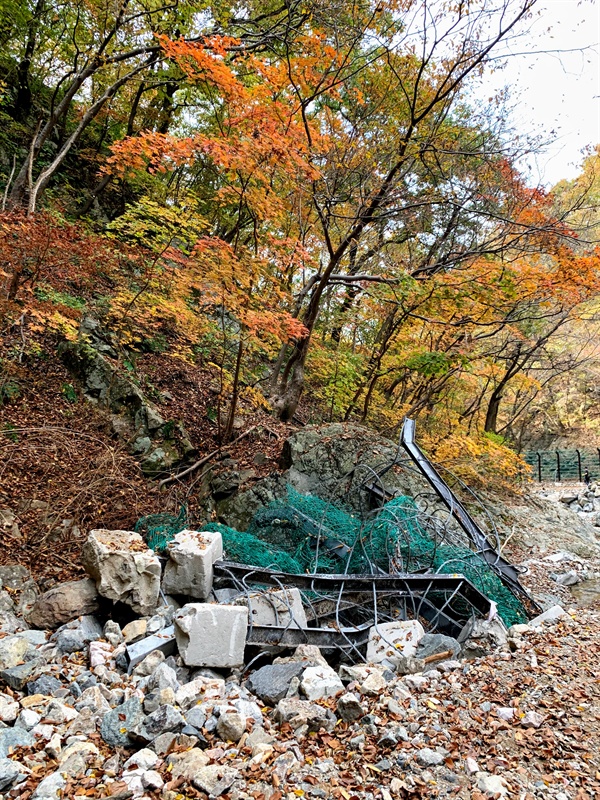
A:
[162,529,223,599]
[25,578,99,629]
[174,603,248,667]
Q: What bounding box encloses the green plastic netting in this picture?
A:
[135,486,527,626]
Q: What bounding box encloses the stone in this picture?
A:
[0,757,23,790]
[0,633,34,670]
[241,587,308,630]
[103,620,124,647]
[274,698,335,733]
[496,707,515,721]
[132,648,165,676]
[0,611,26,634]
[336,693,365,722]
[217,710,246,742]
[167,748,210,780]
[416,748,444,767]
[360,670,391,696]
[366,620,425,664]
[147,662,179,693]
[301,665,344,701]
[26,579,99,629]
[142,769,164,791]
[507,623,531,636]
[124,748,159,771]
[416,633,461,662]
[529,605,568,627]
[58,741,101,777]
[521,710,544,728]
[122,619,147,643]
[551,570,580,586]
[192,764,237,796]
[27,675,62,696]
[460,617,508,657]
[163,530,223,600]
[0,564,30,590]
[175,676,224,710]
[32,771,66,800]
[0,694,19,723]
[82,529,161,615]
[174,603,248,668]
[133,704,185,741]
[16,708,41,729]
[100,697,146,747]
[45,699,78,724]
[1,660,42,690]
[75,686,111,714]
[475,772,508,797]
[246,663,306,706]
[186,705,207,730]
[0,726,35,758]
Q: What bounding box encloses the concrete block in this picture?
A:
[82,530,161,615]
[174,604,248,668]
[239,588,308,630]
[162,530,223,600]
[366,620,425,664]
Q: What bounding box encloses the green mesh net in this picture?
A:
[135,486,527,626]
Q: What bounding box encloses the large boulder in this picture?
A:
[25,578,99,629]
[82,530,161,615]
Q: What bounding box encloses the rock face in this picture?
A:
[59,320,195,475]
[162,530,223,600]
[82,530,161,615]
[174,604,248,667]
[26,578,99,629]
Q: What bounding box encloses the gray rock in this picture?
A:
[100,697,146,747]
[27,675,62,696]
[147,662,179,693]
[1,660,42,690]
[529,605,568,627]
[274,698,335,733]
[103,620,123,647]
[0,611,27,634]
[54,630,86,653]
[26,579,99,629]
[416,634,461,663]
[0,726,35,758]
[416,748,444,767]
[217,710,246,743]
[192,764,237,796]
[167,748,210,780]
[133,704,185,741]
[336,693,365,722]
[0,757,23,790]
[0,694,19,723]
[551,570,580,586]
[0,565,30,591]
[32,771,66,800]
[246,663,306,706]
[301,665,344,701]
[185,705,206,730]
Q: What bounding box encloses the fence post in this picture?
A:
[536,452,542,483]
[556,450,561,482]
[576,450,582,482]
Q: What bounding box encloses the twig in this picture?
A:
[423,649,453,664]
[158,425,258,489]
[260,424,281,440]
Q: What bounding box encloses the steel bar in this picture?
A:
[400,417,541,615]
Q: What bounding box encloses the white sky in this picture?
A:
[478,0,600,187]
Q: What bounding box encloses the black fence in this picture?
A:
[523,449,600,483]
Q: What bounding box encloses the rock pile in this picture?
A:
[1,526,599,799]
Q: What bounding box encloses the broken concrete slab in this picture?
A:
[366,619,425,664]
[239,587,308,630]
[529,605,568,628]
[174,604,248,668]
[82,530,161,615]
[162,530,223,600]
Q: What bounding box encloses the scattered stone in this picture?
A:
[162,530,223,600]
[0,693,19,723]
[167,748,210,780]
[336,693,365,722]
[301,665,344,701]
[416,748,444,767]
[529,605,568,627]
[82,529,161,615]
[0,726,35,758]
[133,703,185,742]
[476,772,508,796]
[1,660,42,690]
[192,764,237,796]
[552,570,580,586]
[274,698,335,733]
[100,697,146,747]
[217,710,246,742]
[104,620,124,647]
[246,662,306,706]
[0,757,23,790]
[416,633,461,662]
[58,740,101,776]
[31,771,66,800]
[26,579,99,629]
[521,710,544,728]
[122,619,147,643]
[174,603,248,668]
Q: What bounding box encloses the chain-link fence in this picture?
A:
[523,449,600,482]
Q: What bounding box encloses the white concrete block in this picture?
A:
[174,604,248,668]
[240,588,308,630]
[366,620,425,664]
[162,530,223,600]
